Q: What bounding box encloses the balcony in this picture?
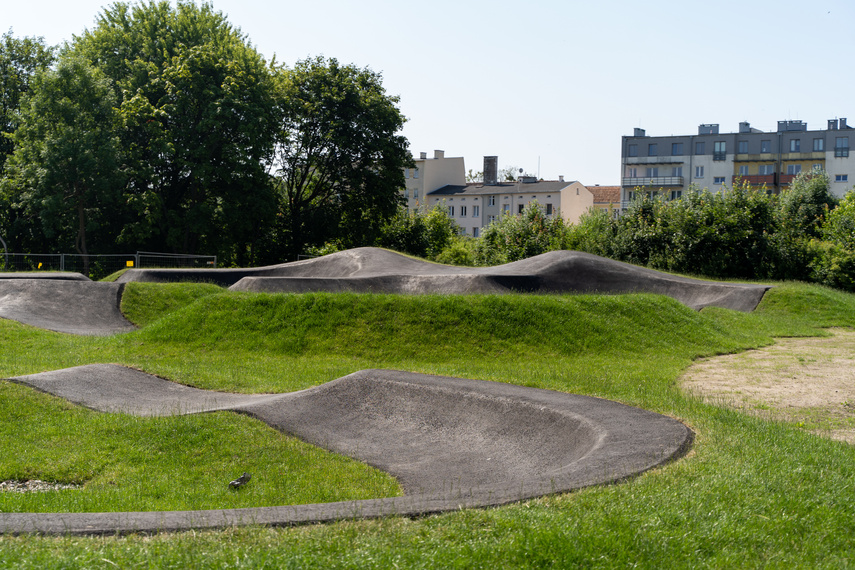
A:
[732,174,777,187]
[779,174,797,185]
[621,176,684,187]
[835,148,850,158]
[624,156,685,165]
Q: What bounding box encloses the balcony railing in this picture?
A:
[621,176,684,187]
[713,152,727,161]
[835,148,850,157]
[732,174,777,186]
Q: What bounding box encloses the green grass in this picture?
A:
[2,281,855,567]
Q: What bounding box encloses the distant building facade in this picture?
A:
[620,118,855,208]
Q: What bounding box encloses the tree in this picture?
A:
[71,1,279,262]
[474,201,567,265]
[2,56,122,274]
[0,30,55,169]
[778,170,837,239]
[272,56,411,260]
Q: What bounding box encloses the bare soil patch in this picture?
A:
[680,329,855,443]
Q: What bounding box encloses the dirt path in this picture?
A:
[680,329,855,443]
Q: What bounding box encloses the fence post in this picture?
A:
[60,254,65,272]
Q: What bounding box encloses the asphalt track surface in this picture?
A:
[119,247,771,312]
[0,249,721,534]
[3,366,692,535]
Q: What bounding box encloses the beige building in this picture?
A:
[587,185,621,218]
[403,150,465,210]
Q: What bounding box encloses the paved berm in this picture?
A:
[3,366,692,535]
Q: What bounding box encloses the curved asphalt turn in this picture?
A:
[2,366,692,535]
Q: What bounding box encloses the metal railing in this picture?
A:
[0,252,216,280]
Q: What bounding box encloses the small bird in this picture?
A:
[229,472,251,488]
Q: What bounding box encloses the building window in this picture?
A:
[695,141,705,155]
[714,176,726,184]
[836,174,849,182]
[739,165,749,176]
[413,168,419,179]
[646,167,658,177]
[628,167,638,178]
[488,215,497,224]
[836,137,850,157]
[738,140,748,154]
[501,204,510,214]
[813,164,823,172]
[413,188,418,199]
[713,141,726,160]
[448,206,454,216]
[761,140,771,153]
[672,166,683,177]
[670,190,682,200]
[758,164,775,175]
[813,138,825,152]
[695,166,704,178]
[473,227,479,237]
[518,204,524,214]
[546,203,553,215]
[671,142,683,156]
[648,143,657,156]
[488,195,496,206]
[787,164,802,175]
[404,169,409,179]
[472,205,479,217]
[628,144,638,157]
[790,139,801,152]
[460,206,467,217]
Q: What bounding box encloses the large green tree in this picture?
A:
[2,56,122,273]
[270,56,410,261]
[0,30,55,169]
[71,1,279,261]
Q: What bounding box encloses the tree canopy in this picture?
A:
[270,56,410,261]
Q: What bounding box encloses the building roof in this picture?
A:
[586,186,621,204]
[427,180,581,197]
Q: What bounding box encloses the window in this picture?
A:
[836,137,850,157]
[628,167,638,178]
[836,174,849,182]
[546,203,553,215]
[628,144,638,157]
[448,206,454,216]
[670,190,682,200]
[786,164,802,175]
[813,164,823,172]
[472,205,480,217]
[501,204,510,214]
[714,176,726,184]
[413,188,418,199]
[713,141,726,160]
[460,206,467,217]
[790,139,801,152]
[472,227,480,237]
[413,168,419,179]
[648,143,657,156]
[738,140,748,154]
[761,140,771,153]
[672,166,683,177]
[671,142,683,156]
[758,164,775,175]
[738,165,749,176]
[488,195,496,206]
[646,167,658,177]
[404,169,409,179]
[518,204,524,214]
[695,165,704,178]
[813,138,825,152]
[695,141,705,155]
[488,215,497,224]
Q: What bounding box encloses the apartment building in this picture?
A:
[620,118,855,208]
[402,150,465,210]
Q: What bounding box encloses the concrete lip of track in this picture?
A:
[3,365,692,535]
[117,247,770,312]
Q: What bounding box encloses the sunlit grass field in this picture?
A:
[1,281,855,567]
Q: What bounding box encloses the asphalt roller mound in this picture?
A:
[117,247,769,312]
[1,366,692,535]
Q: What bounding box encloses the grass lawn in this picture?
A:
[1,281,854,567]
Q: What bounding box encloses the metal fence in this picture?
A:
[0,252,217,280]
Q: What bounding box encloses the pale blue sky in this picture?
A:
[4,0,854,185]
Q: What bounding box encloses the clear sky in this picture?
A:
[4,0,855,185]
